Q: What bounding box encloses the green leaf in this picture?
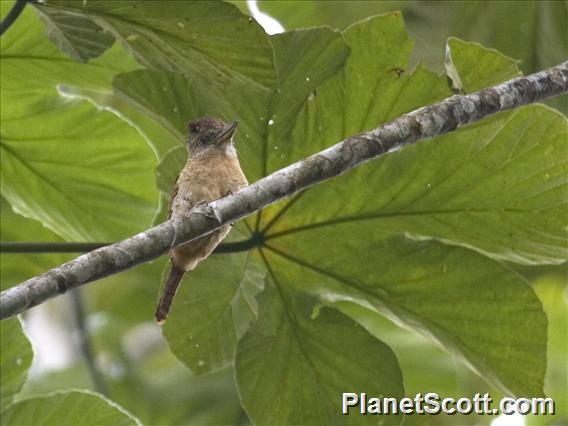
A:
[266,29,351,155]
[155,146,187,194]
[0,100,159,241]
[40,0,276,89]
[1,390,140,425]
[257,0,567,75]
[261,16,567,265]
[1,0,158,241]
[0,1,139,94]
[36,7,115,62]
[336,301,492,402]
[0,191,161,325]
[0,318,32,410]
[111,25,350,183]
[243,15,554,398]
[113,68,273,182]
[257,0,567,115]
[235,281,404,425]
[263,232,547,397]
[445,37,521,93]
[257,13,449,177]
[163,238,266,374]
[532,276,568,423]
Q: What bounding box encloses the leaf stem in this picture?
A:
[0,236,266,254]
[0,0,29,36]
[1,242,110,253]
[69,289,109,396]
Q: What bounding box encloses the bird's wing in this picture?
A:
[169,174,196,220]
[168,178,179,220]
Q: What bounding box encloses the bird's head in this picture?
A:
[187,117,238,153]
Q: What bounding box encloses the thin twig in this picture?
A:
[1,62,566,320]
[69,289,108,396]
[0,0,29,36]
[1,242,111,253]
[0,236,266,254]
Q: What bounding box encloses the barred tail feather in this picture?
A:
[155,263,185,325]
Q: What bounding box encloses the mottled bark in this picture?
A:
[1,62,566,320]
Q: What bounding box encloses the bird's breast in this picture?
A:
[171,151,248,219]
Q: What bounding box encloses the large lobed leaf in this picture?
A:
[235,278,404,425]
[39,0,276,89]
[0,0,158,242]
[163,224,266,374]
[111,25,350,183]
[260,18,567,266]
[256,0,568,76]
[264,232,547,397]
[256,0,568,115]
[239,15,556,415]
[36,7,115,63]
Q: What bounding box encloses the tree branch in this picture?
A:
[1,62,566,320]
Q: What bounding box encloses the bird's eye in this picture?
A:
[188,122,199,133]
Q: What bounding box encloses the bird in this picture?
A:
[155,116,248,324]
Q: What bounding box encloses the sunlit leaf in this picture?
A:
[445,37,521,93]
[0,318,32,410]
[0,0,158,241]
[251,15,556,397]
[36,7,115,62]
[163,232,266,374]
[257,0,568,114]
[112,26,350,184]
[236,281,404,425]
[0,99,159,241]
[261,16,567,266]
[1,390,140,425]
[264,231,547,397]
[39,0,276,89]
[256,0,567,75]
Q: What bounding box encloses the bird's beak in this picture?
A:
[214,121,238,146]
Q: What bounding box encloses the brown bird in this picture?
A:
[155,117,248,324]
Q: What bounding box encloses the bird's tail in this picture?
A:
[155,262,185,325]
